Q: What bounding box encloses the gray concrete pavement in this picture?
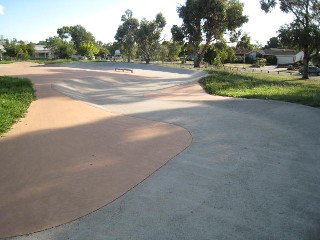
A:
[5,62,320,240]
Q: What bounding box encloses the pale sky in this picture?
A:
[0,0,294,45]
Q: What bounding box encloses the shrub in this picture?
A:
[213,56,223,68]
[266,55,278,65]
[233,56,244,63]
[257,58,267,67]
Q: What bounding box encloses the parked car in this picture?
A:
[287,65,299,70]
[299,66,320,75]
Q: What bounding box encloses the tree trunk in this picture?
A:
[302,1,310,80]
[302,46,309,80]
[193,44,210,68]
[193,52,207,68]
[145,58,150,64]
[193,55,201,68]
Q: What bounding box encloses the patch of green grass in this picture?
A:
[0,76,35,135]
[30,59,75,65]
[31,59,110,65]
[0,60,15,64]
[200,70,320,107]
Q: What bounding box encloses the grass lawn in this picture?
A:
[31,59,112,65]
[30,59,75,65]
[200,70,320,108]
[0,76,35,135]
[0,60,15,64]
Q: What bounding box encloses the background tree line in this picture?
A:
[1,38,35,60]
[1,0,319,78]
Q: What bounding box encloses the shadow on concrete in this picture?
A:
[36,62,198,75]
[0,113,191,238]
[3,63,320,240]
[6,99,320,240]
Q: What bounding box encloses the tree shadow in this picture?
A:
[3,62,320,239]
[0,113,191,238]
[6,98,320,240]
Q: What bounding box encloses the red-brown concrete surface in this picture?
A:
[0,62,192,238]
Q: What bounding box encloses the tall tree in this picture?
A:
[17,41,29,59]
[171,25,190,63]
[252,40,263,50]
[115,10,139,62]
[135,13,166,64]
[45,36,76,59]
[55,42,76,59]
[95,41,110,59]
[3,39,34,60]
[159,41,169,63]
[173,0,248,67]
[167,41,182,62]
[3,39,20,59]
[204,41,235,65]
[260,0,320,79]
[79,41,99,60]
[57,25,95,54]
[264,36,280,48]
[236,33,253,50]
[26,42,36,57]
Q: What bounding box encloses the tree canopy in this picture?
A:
[79,41,99,60]
[2,39,35,60]
[236,33,253,50]
[115,10,139,62]
[95,41,110,59]
[260,0,320,79]
[264,36,280,49]
[173,0,248,67]
[135,13,166,64]
[57,25,95,54]
[204,41,235,66]
[45,36,76,59]
[43,25,101,59]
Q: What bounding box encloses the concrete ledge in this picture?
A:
[115,68,133,73]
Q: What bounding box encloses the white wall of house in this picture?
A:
[277,56,295,65]
[277,51,304,65]
[248,49,304,65]
[294,51,304,62]
[0,45,4,60]
[248,52,257,59]
[34,45,51,59]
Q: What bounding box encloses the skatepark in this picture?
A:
[1,62,320,240]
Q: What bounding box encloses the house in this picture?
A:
[233,48,252,58]
[114,49,122,60]
[249,48,304,65]
[0,43,6,61]
[0,44,5,60]
[34,45,51,59]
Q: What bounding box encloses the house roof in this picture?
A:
[263,48,299,56]
[251,48,300,56]
[233,48,251,55]
[35,45,47,50]
[35,45,51,53]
